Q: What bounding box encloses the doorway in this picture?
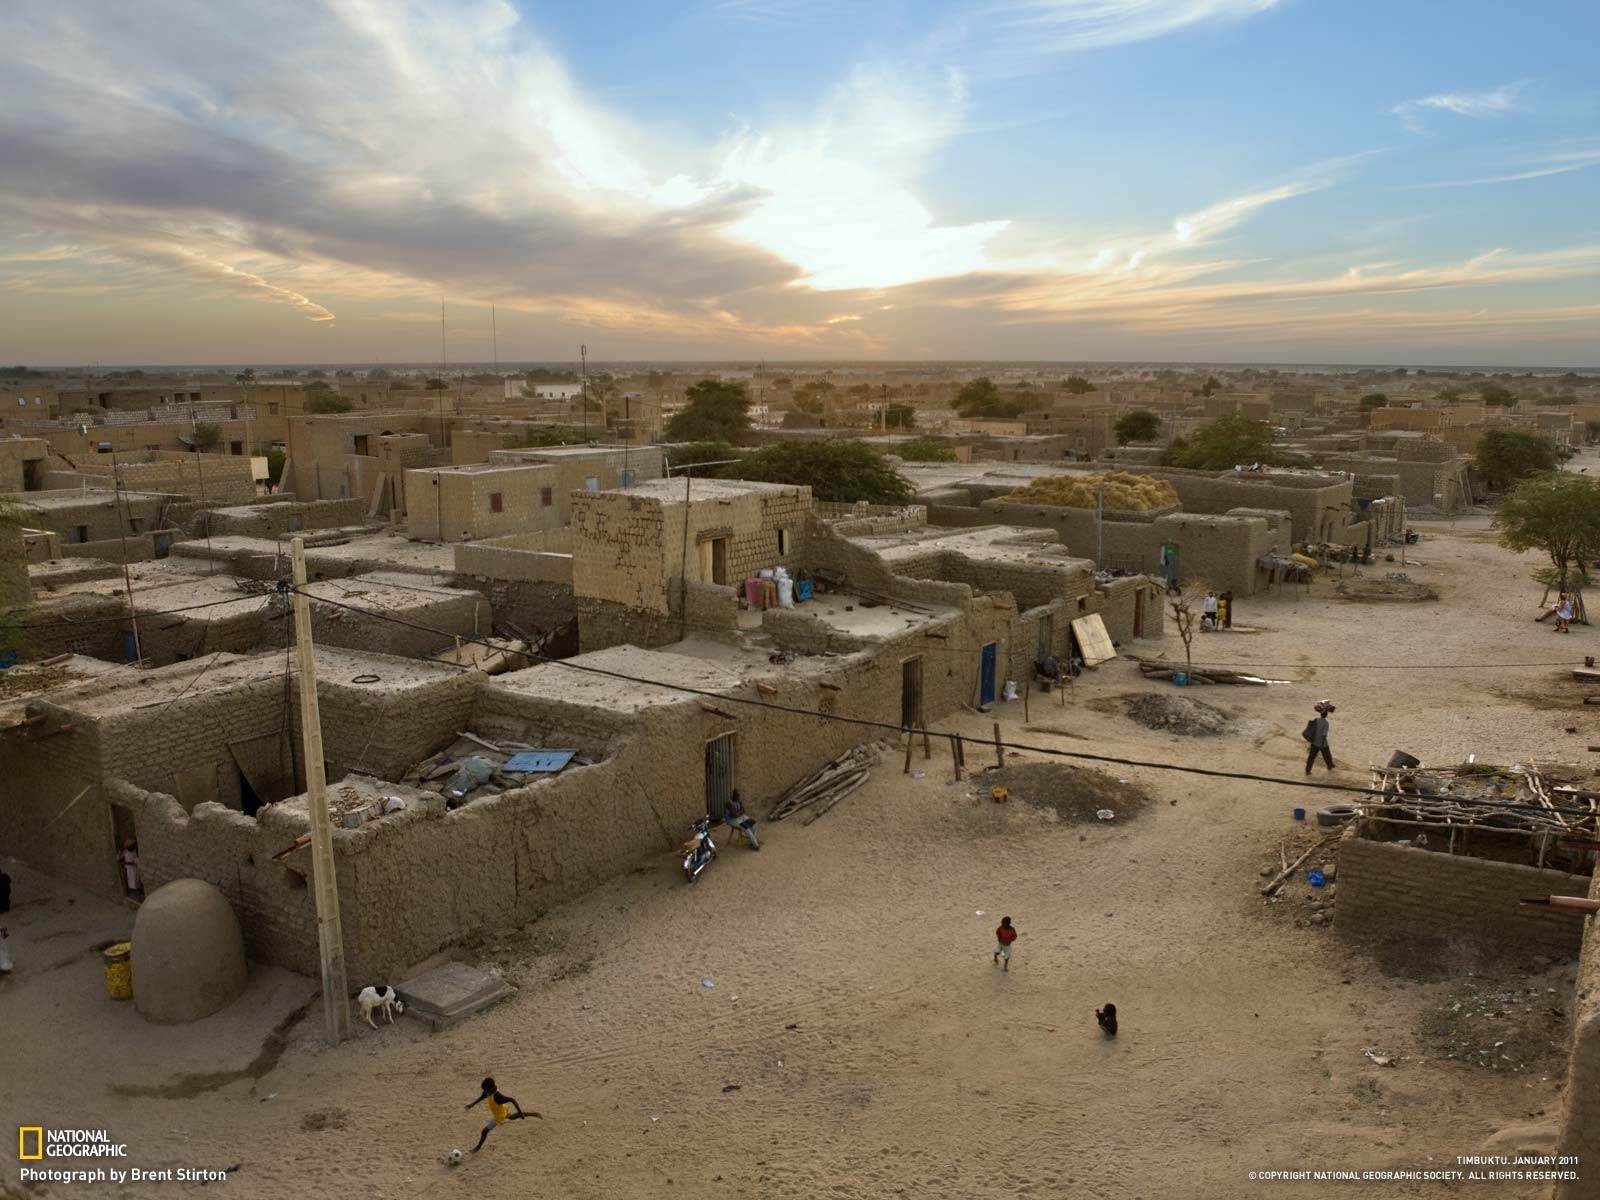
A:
[1036,614,1053,660]
[1133,590,1144,638]
[352,434,370,456]
[979,642,997,707]
[900,656,924,730]
[109,802,140,901]
[706,537,729,586]
[705,734,735,821]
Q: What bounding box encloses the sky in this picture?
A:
[0,0,1597,367]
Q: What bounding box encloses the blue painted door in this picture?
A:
[979,642,997,706]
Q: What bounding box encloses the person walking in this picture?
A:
[1202,591,1219,632]
[992,916,1020,971]
[1303,702,1335,775]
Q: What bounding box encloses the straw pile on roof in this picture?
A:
[1001,472,1177,511]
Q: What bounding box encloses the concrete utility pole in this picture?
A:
[289,537,350,1046]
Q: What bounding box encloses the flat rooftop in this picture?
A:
[39,652,286,717]
[609,477,801,503]
[489,645,744,713]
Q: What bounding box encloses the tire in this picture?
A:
[1317,805,1356,828]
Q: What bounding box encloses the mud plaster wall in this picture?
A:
[134,604,277,667]
[16,593,126,661]
[1337,838,1583,957]
[1,522,27,605]
[305,589,488,658]
[289,667,480,785]
[1555,866,1600,1194]
[200,498,368,538]
[0,704,115,895]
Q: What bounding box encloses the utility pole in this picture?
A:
[289,538,350,1047]
[189,409,214,574]
[1095,484,1104,570]
[490,303,498,373]
[108,445,143,665]
[580,343,588,440]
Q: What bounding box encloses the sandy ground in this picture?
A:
[4,516,1598,1200]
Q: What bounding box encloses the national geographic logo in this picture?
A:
[18,1127,129,1159]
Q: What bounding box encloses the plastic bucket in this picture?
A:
[103,942,132,1001]
[1172,672,1188,687]
[1292,807,1306,822]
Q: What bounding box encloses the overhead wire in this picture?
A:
[286,584,1600,822]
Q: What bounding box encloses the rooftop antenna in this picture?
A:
[580,343,588,440]
[490,304,499,374]
[439,297,447,418]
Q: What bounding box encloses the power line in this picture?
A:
[286,585,1600,821]
[11,592,277,630]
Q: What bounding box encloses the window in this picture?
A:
[541,487,553,507]
[69,525,88,544]
[777,527,789,556]
[230,442,243,455]
[489,492,504,513]
[584,476,601,491]
[268,403,279,415]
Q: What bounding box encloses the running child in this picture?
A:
[466,1076,539,1152]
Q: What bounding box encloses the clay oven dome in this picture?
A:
[131,878,248,1024]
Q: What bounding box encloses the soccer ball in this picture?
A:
[446,1149,463,1166]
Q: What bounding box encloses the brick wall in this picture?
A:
[1337,837,1585,957]
[201,498,368,538]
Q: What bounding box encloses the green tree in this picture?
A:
[665,441,741,471]
[1475,428,1563,490]
[1358,393,1389,410]
[1480,382,1517,408]
[190,421,222,452]
[1435,386,1463,402]
[1063,375,1095,394]
[256,445,286,490]
[665,379,752,444]
[1199,375,1222,397]
[1586,420,1600,446]
[1494,473,1600,594]
[732,441,913,505]
[892,436,958,463]
[305,393,353,414]
[954,377,1025,419]
[1162,414,1301,470]
[424,378,449,391]
[1114,410,1161,445]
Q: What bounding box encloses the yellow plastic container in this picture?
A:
[103,942,132,1001]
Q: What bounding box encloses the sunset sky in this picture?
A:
[1,0,1596,366]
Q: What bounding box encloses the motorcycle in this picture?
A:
[681,817,717,883]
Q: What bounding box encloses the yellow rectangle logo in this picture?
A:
[19,1127,43,1159]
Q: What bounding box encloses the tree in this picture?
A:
[190,421,222,452]
[665,442,740,471]
[793,379,834,414]
[1168,586,1205,674]
[424,378,449,391]
[1063,375,1095,394]
[1586,420,1600,446]
[731,442,914,505]
[664,379,752,444]
[1359,393,1389,410]
[1199,375,1222,398]
[1114,410,1161,445]
[1480,382,1517,408]
[1435,386,1463,402]
[305,393,353,414]
[1475,428,1563,490]
[257,445,286,491]
[954,377,1025,419]
[1494,473,1600,595]
[893,436,959,463]
[1162,413,1301,470]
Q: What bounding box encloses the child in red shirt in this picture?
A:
[993,916,1020,971]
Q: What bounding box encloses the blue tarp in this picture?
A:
[504,750,577,774]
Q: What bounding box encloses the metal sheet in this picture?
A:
[503,750,577,774]
[1069,613,1117,666]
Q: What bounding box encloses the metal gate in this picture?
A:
[979,642,997,707]
[705,734,734,821]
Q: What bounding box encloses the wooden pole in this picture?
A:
[922,725,931,760]
[993,722,1005,768]
[949,734,962,781]
[903,733,914,775]
[1023,673,1030,723]
[290,537,350,1047]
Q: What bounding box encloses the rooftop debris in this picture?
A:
[401,732,594,808]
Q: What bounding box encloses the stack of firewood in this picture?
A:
[768,745,880,825]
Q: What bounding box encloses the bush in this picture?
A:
[731,441,913,505]
[665,442,740,471]
[892,437,958,463]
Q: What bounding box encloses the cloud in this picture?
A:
[992,0,1279,53]
[713,63,1010,290]
[1408,146,1600,189]
[1393,83,1525,131]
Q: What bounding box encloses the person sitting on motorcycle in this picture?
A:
[723,790,760,850]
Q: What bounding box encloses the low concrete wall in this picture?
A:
[1337,837,1585,958]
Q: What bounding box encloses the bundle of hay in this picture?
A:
[1000,471,1178,511]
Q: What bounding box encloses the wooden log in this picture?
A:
[1260,834,1341,896]
[699,702,737,719]
[993,722,1005,768]
[950,734,963,781]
